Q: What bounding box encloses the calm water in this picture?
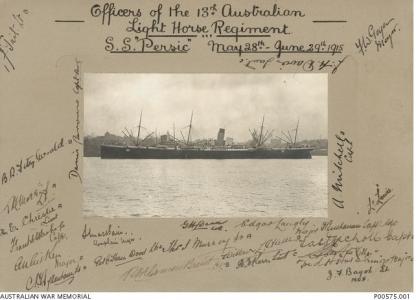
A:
[83,157,328,218]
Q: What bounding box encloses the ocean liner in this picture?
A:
[100,112,313,159]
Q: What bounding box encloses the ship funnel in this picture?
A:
[215,128,225,146]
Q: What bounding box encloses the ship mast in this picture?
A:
[294,119,299,147]
[136,110,143,146]
[258,115,265,147]
[155,128,158,144]
[187,110,193,145]
[173,123,176,141]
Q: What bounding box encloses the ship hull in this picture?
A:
[100,145,313,159]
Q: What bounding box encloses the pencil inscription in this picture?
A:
[368,184,395,215]
[331,131,353,209]
[355,18,399,56]
[0,9,29,73]
[68,58,83,184]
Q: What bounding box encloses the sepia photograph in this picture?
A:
[83,73,328,218]
[1,0,412,294]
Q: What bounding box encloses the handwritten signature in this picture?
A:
[368,184,395,214]
[25,263,83,291]
[331,131,353,209]
[68,58,83,183]
[240,55,349,74]
[180,219,228,231]
[2,181,56,215]
[0,9,29,73]
[355,18,399,56]
[1,138,65,188]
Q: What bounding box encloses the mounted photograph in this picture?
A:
[83,73,328,218]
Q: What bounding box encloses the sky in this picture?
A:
[84,73,327,142]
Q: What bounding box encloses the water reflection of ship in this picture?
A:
[100,111,313,159]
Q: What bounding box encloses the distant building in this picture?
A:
[215,128,225,146]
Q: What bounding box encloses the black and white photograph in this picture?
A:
[83,73,328,218]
